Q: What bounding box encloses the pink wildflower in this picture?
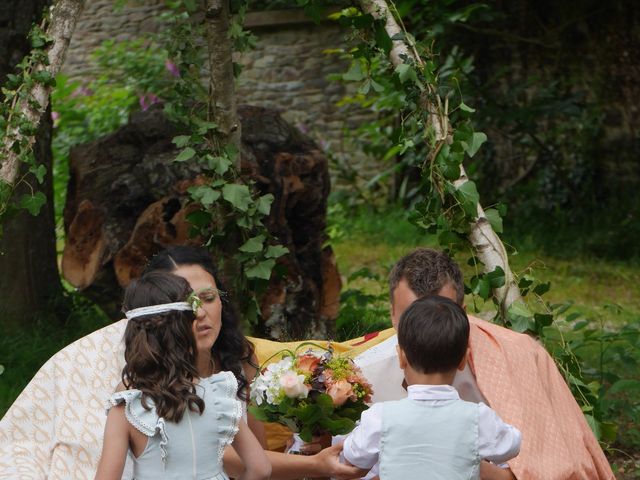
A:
[165,59,180,78]
[139,93,160,111]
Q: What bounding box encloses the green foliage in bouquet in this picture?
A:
[249,346,372,442]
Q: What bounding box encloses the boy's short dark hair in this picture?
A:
[389,248,465,306]
[397,295,469,374]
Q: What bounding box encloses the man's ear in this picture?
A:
[396,344,408,369]
[457,348,469,371]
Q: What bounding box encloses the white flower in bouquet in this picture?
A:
[250,356,295,405]
[279,371,309,399]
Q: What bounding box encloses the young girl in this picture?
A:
[95,272,271,480]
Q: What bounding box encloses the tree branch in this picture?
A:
[0,0,85,186]
[205,0,240,160]
[357,0,523,314]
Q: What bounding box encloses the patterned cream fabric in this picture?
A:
[0,320,395,479]
[0,320,128,479]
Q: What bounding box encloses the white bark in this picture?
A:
[358,0,523,312]
[0,0,86,186]
[205,0,240,161]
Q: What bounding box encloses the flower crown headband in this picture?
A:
[124,291,208,320]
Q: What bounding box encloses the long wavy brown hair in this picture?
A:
[121,272,204,422]
[144,246,257,400]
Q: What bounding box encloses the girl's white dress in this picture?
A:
[107,371,242,480]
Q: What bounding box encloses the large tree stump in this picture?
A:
[62,105,339,339]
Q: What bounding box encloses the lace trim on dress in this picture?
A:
[107,390,170,467]
[208,371,242,466]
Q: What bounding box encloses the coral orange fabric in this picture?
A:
[468,317,614,479]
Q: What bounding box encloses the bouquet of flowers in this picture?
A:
[249,344,373,443]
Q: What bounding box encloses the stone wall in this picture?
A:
[62,2,374,181]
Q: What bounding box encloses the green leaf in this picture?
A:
[175,147,196,162]
[245,259,276,280]
[248,405,272,422]
[395,63,417,84]
[188,185,221,206]
[471,276,491,300]
[266,245,289,259]
[239,235,265,253]
[186,209,212,228]
[29,164,47,184]
[373,22,392,54]
[222,183,252,212]
[207,155,232,175]
[455,181,480,217]
[461,132,487,158]
[172,135,190,148]
[584,414,601,440]
[507,301,535,332]
[486,266,506,288]
[459,101,475,113]
[343,60,365,81]
[256,194,274,215]
[19,192,46,216]
[533,282,551,296]
[484,208,503,233]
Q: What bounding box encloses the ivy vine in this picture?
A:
[0,16,55,234]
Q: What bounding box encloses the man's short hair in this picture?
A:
[389,248,464,305]
[397,295,469,374]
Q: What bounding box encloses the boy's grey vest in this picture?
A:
[379,397,480,480]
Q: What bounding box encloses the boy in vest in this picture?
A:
[342,295,522,479]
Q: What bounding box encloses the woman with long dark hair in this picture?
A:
[95,272,270,480]
[143,247,265,443]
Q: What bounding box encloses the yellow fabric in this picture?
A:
[246,329,396,451]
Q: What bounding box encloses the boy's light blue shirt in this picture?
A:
[343,384,521,479]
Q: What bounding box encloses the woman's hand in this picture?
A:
[480,461,516,480]
[312,443,369,479]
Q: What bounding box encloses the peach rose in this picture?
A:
[296,354,321,375]
[279,371,309,399]
[326,379,353,407]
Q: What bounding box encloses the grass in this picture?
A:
[328,204,640,326]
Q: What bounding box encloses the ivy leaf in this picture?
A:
[486,266,506,288]
[266,244,289,259]
[507,301,535,332]
[29,164,47,184]
[239,235,265,253]
[172,135,190,148]
[395,63,417,84]
[533,282,551,296]
[470,276,491,300]
[256,194,274,215]
[373,22,392,54]
[455,181,480,217]
[188,185,220,206]
[207,155,232,175]
[343,60,365,81]
[461,132,487,158]
[19,192,46,216]
[222,183,252,211]
[484,208,503,233]
[245,258,276,280]
[174,147,196,162]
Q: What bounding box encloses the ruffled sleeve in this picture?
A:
[107,390,169,465]
[203,371,243,464]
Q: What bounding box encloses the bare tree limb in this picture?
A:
[0,0,85,186]
[358,0,523,313]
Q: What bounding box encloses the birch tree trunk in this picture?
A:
[204,0,240,158]
[0,0,85,187]
[0,0,62,326]
[358,0,522,313]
